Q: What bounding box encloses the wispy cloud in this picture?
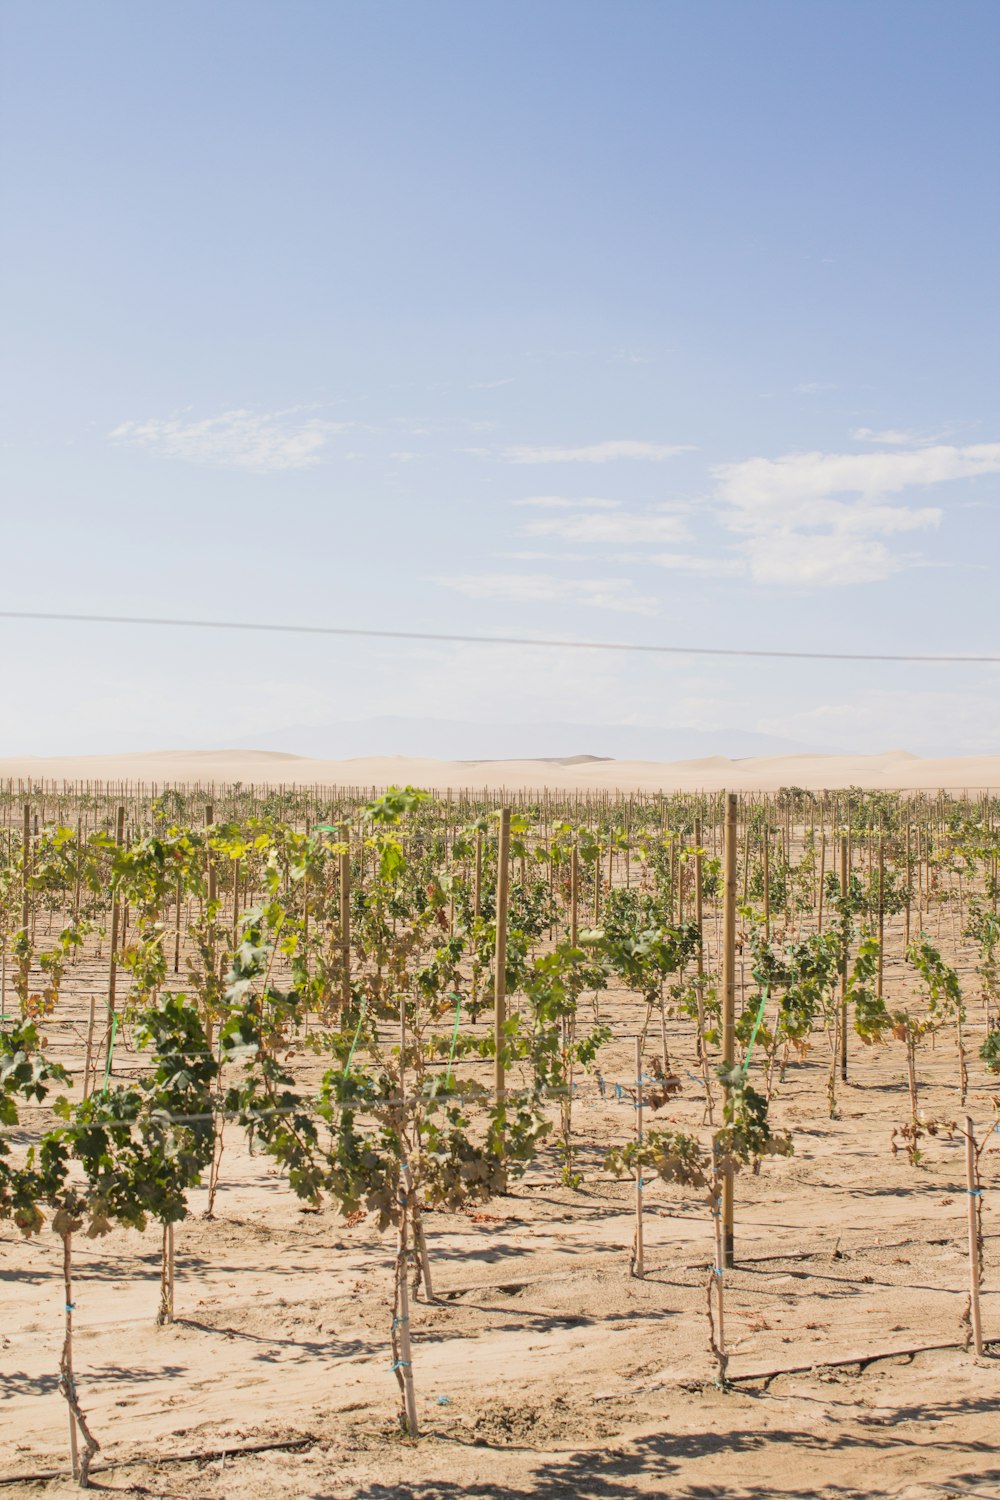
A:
[850,426,952,447]
[710,442,1000,586]
[431,573,657,615]
[522,507,689,545]
[511,496,620,510]
[109,407,352,471]
[502,440,693,464]
[794,381,837,395]
[742,532,925,587]
[714,443,1000,508]
[645,551,746,578]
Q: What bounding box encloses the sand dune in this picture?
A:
[2,747,998,791]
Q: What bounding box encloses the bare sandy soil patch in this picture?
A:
[3,958,998,1499]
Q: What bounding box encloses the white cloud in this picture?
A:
[794,381,837,395]
[743,533,916,588]
[511,496,620,510]
[709,442,1000,586]
[713,443,1000,509]
[109,407,352,471]
[851,426,951,447]
[503,440,693,464]
[431,572,658,615]
[645,552,746,578]
[522,508,690,545]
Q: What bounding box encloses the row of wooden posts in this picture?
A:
[11,789,989,1342]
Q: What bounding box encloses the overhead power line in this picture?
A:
[2,608,998,664]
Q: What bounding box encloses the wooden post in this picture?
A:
[877,828,885,999]
[817,831,826,934]
[494,809,511,1101]
[762,825,770,942]
[965,1115,984,1357]
[339,824,351,1010]
[105,805,125,1066]
[694,815,710,1113]
[83,996,97,1099]
[633,1034,645,1278]
[231,855,241,949]
[395,1005,419,1436]
[721,792,737,1268]
[205,804,216,904]
[73,816,82,927]
[840,834,849,1083]
[694,817,704,965]
[473,828,483,918]
[173,871,182,974]
[18,804,30,1010]
[570,843,579,947]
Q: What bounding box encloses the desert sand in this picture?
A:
[3,768,999,1500]
[3,898,998,1498]
[3,746,1000,793]
[4,970,998,1499]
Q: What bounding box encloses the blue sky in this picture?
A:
[2,0,998,757]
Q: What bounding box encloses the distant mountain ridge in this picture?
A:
[236,716,821,762]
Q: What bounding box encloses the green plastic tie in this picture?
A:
[445,993,462,1086]
[741,986,769,1076]
[102,1011,119,1097]
[344,998,368,1076]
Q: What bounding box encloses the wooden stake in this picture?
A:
[174,871,182,974]
[839,834,849,1083]
[570,843,579,947]
[395,1005,419,1435]
[817,831,826,934]
[394,1204,419,1437]
[158,1222,175,1325]
[965,1115,984,1357]
[877,828,885,999]
[905,823,912,947]
[231,856,241,950]
[722,792,737,1268]
[632,1034,645,1278]
[83,997,97,1099]
[339,824,351,1010]
[18,804,30,1010]
[104,805,125,1083]
[494,809,511,1101]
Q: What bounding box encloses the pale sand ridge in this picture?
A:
[2,747,999,790]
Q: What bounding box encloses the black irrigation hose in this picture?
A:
[0,1433,317,1487]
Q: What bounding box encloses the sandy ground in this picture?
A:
[2,945,998,1498]
[3,747,1000,793]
